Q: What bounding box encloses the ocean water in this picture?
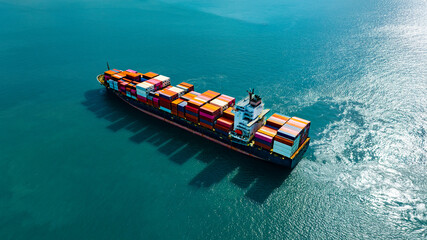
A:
[0,0,426,239]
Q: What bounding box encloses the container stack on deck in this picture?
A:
[145,78,162,91]
[254,114,289,150]
[176,82,194,93]
[215,95,235,110]
[199,103,221,130]
[104,69,120,81]
[181,91,200,101]
[201,90,221,101]
[184,91,214,123]
[293,117,310,144]
[254,126,277,151]
[105,69,120,90]
[171,98,184,116]
[118,80,127,95]
[153,75,170,88]
[136,81,154,103]
[176,91,200,118]
[168,86,186,98]
[214,107,235,135]
[272,117,310,158]
[158,87,178,113]
[125,69,142,82]
[177,101,187,118]
[153,95,160,108]
[143,72,158,80]
[127,82,137,100]
[186,98,206,123]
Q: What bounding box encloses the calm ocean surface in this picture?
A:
[0,0,426,239]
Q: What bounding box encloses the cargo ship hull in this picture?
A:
[99,75,309,168]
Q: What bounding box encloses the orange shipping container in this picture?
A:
[143,72,159,79]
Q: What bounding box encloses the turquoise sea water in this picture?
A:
[0,0,426,239]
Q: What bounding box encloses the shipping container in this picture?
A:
[176,82,194,92]
[181,91,200,101]
[153,75,171,88]
[143,72,159,79]
[272,121,305,157]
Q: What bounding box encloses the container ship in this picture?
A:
[97,68,311,168]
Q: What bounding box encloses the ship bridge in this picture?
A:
[230,89,269,144]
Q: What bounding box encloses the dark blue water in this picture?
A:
[1,0,426,239]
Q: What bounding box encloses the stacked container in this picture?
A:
[146,91,155,106]
[158,87,179,113]
[176,82,194,93]
[145,78,163,91]
[199,90,220,102]
[185,90,221,123]
[107,79,118,90]
[127,82,137,100]
[223,107,235,119]
[136,81,154,103]
[254,126,278,150]
[214,107,235,135]
[199,103,221,129]
[143,72,159,79]
[255,114,289,151]
[153,75,171,88]
[117,80,128,95]
[272,117,310,158]
[288,117,310,147]
[171,98,184,116]
[186,98,207,123]
[216,94,235,107]
[152,92,160,108]
[112,71,127,81]
[210,98,228,113]
[177,100,187,118]
[168,86,185,98]
[124,69,142,82]
[181,91,200,101]
[266,114,290,129]
[104,69,121,80]
[124,79,132,98]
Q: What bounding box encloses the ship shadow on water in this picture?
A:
[83,89,291,204]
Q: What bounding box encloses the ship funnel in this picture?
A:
[247,88,255,101]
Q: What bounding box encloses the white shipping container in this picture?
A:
[154,75,170,87]
[273,149,292,158]
[136,82,154,89]
[272,136,300,157]
[272,145,296,156]
[273,141,294,151]
[272,148,292,156]
[176,84,190,93]
[169,86,185,97]
[210,99,228,112]
[136,82,154,97]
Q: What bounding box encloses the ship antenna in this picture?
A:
[247,88,253,101]
[106,61,110,70]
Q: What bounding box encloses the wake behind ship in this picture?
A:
[97,68,311,168]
